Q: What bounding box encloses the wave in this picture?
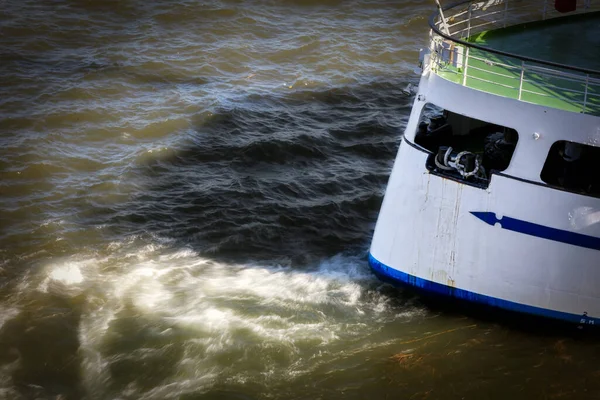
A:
[12,245,420,399]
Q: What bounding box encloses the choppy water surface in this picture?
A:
[1,1,599,399]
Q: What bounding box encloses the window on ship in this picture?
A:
[541,140,600,197]
[414,103,519,188]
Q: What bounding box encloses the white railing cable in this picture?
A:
[467,65,520,80]
[467,75,518,90]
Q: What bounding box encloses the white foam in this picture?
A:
[40,219,65,227]
[49,263,84,285]
[65,242,421,399]
[38,259,94,294]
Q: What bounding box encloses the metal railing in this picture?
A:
[428,0,600,115]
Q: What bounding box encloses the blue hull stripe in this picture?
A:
[471,211,600,251]
[368,253,599,326]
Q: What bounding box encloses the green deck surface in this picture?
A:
[434,13,600,115]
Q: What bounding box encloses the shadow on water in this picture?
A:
[117,80,410,266]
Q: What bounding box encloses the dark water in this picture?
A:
[1,1,599,399]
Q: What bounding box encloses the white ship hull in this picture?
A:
[370,71,600,325]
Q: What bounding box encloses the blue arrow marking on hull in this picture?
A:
[470,212,600,251]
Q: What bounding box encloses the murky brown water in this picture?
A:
[1,1,600,399]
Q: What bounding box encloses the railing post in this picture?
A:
[503,0,509,28]
[518,61,525,100]
[542,0,548,20]
[467,4,472,38]
[430,34,440,73]
[462,47,470,86]
[435,0,451,35]
[583,74,589,113]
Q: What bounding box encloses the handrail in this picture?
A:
[426,0,600,115]
[429,0,600,75]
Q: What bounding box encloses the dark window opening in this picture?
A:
[414,104,518,187]
[541,141,600,197]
